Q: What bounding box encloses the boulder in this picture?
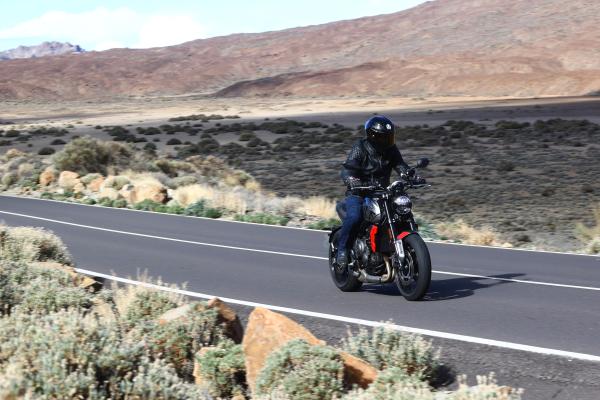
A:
[73,182,85,194]
[30,261,102,291]
[207,297,244,344]
[98,187,120,201]
[118,184,136,204]
[58,170,80,189]
[5,148,25,159]
[133,182,168,204]
[242,307,377,393]
[157,298,243,343]
[39,167,56,187]
[87,176,105,192]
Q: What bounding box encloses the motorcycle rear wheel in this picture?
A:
[329,230,362,292]
[395,234,431,301]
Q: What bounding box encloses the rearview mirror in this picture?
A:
[416,157,429,168]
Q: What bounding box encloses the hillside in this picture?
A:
[1,0,599,100]
[0,41,84,60]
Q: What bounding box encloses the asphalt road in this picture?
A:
[1,195,600,398]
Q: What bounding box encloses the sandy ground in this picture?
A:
[1,95,599,252]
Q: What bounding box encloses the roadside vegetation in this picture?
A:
[575,204,600,254]
[0,225,523,399]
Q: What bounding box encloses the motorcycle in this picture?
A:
[328,158,432,301]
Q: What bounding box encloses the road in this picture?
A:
[1,195,600,398]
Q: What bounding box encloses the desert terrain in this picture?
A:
[1,95,598,252]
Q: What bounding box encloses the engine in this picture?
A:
[352,237,385,275]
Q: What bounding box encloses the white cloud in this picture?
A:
[0,7,206,51]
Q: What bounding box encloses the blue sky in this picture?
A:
[0,0,428,51]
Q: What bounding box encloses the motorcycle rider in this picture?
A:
[336,115,425,267]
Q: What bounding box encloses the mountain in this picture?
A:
[0,41,84,61]
[1,0,599,100]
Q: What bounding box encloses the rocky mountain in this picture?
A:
[0,41,84,61]
[1,0,599,100]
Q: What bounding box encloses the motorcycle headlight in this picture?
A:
[393,195,412,214]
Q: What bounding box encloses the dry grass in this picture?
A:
[172,183,248,214]
[301,196,338,219]
[575,204,600,254]
[436,219,512,247]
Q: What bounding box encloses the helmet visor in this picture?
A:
[369,131,395,149]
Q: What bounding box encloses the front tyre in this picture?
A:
[395,234,431,301]
[329,229,362,292]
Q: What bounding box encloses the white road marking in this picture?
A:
[2,194,598,258]
[75,267,600,362]
[1,209,599,292]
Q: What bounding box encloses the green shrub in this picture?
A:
[0,225,72,265]
[1,171,17,187]
[196,339,246,398]
[98,197,114,207]
[0,310,209,399]
[124,290,180,328]
[112,198,128,208]
[38,146,56,155]
[80,172,103,185]
[53,136,132,175]
[16,275,93,314]
[166,204,185,215]
[134,199,165,212]
[341,326,439,382]
[234,213,289,226]
[255,339,344,400]
[308,218,341,230]
[184,200,223,218]
[82,198,97,205]
[40,191,54,199]
[342,367,434,400]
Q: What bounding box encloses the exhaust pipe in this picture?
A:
[354,256,393,283]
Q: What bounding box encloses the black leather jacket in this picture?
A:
[341,138,410,194]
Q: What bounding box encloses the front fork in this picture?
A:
[382,201,405,265]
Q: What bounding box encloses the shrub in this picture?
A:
[1,171,17,187]
[124,290,180,328]
[341,326,440,381]
[37,146,56,155]
[0,225,72,265]
[50,139,67,145]
[112,198,128,208]
[196,339,246,398]
[134,199,168,213]
[234,213,289,226]
[53,136,132,175]
[575,204,600,254]
[255,339,345,400]
[436,220,510,247]
[303,196,338,219]
[167,138,182,145]
[184,200,223,218]
[16,274,94,314]
[80,172,103,185]
[342,367,433,400]
[308,218,341,230]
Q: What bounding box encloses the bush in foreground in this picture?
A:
[196,339,246,398]
[255,339,345,400]
[0,225,72,265]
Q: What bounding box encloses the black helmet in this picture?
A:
[365,115,395,151]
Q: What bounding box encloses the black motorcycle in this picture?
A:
[328,158,432,301]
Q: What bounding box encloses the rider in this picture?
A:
[336,115,425,267]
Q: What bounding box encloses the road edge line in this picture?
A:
[76,267,600,363]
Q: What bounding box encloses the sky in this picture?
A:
[0,0,428,52]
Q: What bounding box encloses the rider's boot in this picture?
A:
[336,249,348,268]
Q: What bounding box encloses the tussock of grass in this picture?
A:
[302,196,338,220]
[436,219,512,247]
[575,204,600,254]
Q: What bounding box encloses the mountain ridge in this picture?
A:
[1,0,599,100]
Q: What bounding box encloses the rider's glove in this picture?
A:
[347,177,362,190]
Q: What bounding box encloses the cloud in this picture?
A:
[0,7,206,51]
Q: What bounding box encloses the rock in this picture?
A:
[73,182,85,194]
[242,307,376,393]
[158,303,196,325]
[39,167,56,187]
[30,261,102,291]
[207,297,244,344]
[339,352,378,389]
[157,298,243,343]
[118,184,136,204]
[119,182,167,205]
[87,176,105,192]
[98,187,120,200]
[58,170,80,189]
[242,307,323,393]
[5,148,25,159]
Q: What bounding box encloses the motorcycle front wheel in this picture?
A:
[329,230,362,292]
[395,234,431,301]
